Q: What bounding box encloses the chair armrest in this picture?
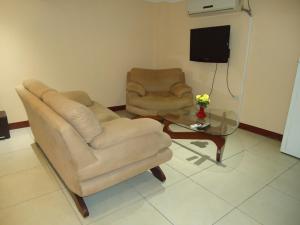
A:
[61,91,93,106]
[89,118,163,149]
[127,81,146,96]
[170,82,192,97]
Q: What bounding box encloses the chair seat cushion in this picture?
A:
[129,91,193,111]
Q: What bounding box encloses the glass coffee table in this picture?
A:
[159,108,239,162]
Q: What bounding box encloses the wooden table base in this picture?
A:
[163,120,225,162]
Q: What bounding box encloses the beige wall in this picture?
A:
[0,0,157,123]
[155,0,300,133]
[1,0,300,134]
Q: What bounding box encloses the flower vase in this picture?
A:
[196,106,206,119]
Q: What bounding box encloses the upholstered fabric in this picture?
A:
[170,82,192,97]
[126,81,146,96]
[126,68,193,116]
[80,149,172,196]
[88,102,119,123]
[23,79,56,99]
[128,91,193,111]
[80,133,171,181]
[16,86,97,195]
[128,68,185,92]
[62,91,93,106]
[90,118,163,149]
[43,91,102,143]
[16,79,172,198]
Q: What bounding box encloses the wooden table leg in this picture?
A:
[70,192,89,218]
[150,166,166,182]
[213,136,226,162]
[163,120,226,162]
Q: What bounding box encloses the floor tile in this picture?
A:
[63,180,143,224]
[167,145,215,176]
[184,137,244,162]
[0,148,41,177]
[0,166,59,209]
[239,186,300,225]
[224,151,296,183]
[0,128,34,154]
[270,163,300,201]
[126,164,186,197]
[247,138,297,166]
[222,133,246,158]
[233,129,268,149]
[2,125,300,224]
[91,199,172,225]
[0,191,81,225]
[169,141,181,151]
[191,164,266,206]
[184,139,218,159]
[147,179,233,225]
[215,209,260,225]
[173,138,198,146]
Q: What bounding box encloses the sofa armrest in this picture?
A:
[61,90,93,106]
[170,82,192,97]
[127,81,146,96]
[89,118,163,149]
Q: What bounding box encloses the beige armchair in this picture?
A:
[16,79,172,217]
[126,68,194,116]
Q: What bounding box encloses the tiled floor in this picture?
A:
[0,126,299,225]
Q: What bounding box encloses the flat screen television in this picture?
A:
[190,25,230,63]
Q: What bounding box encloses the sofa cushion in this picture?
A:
[88,102,120,123]
[90,118,163,149]
[42,91,102,142]
[23,79,56,99]
[129,92,193,111]
[62,91,93,106]
[79,132,172,181]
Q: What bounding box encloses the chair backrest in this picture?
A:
[127,68,185,92]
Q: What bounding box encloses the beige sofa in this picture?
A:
[126,68,194,116]
[16,79,172,217]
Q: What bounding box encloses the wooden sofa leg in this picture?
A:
[69,192,89,217]
[150,166,166,182]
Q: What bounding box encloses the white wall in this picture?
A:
[0,0,157,122]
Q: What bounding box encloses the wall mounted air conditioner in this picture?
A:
[187,0,242,16]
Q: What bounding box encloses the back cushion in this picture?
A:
[43,91,102,142]
[128,68,185,92]
[23,79,55,99]
[61,91,93,106]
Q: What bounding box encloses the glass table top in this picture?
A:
[160,107,239,136]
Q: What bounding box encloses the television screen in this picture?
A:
[190,25,230,63]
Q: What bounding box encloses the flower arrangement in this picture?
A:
[195,94,210,108]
